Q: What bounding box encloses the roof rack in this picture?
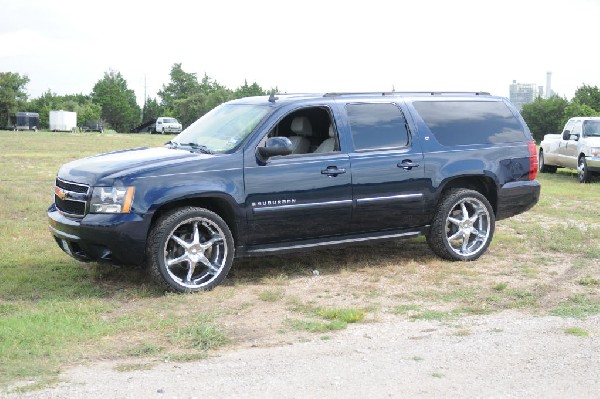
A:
[323,91,491,97]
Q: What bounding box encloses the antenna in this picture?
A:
[268,92,279,103]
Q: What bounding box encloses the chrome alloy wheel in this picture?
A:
[444,197,491,257]
[163,217,228,289]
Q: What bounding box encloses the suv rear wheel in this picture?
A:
[147,207,234,292]
[427,189,495,261]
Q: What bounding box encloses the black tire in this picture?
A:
[538,149,557,173]
[577,156,591,183]
[161,128,166,135]
[427,189,495,261]
[147,207,234,292]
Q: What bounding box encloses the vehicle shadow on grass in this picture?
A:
[545,169,600,183]
[82,239,436,296]
[228,238,435,285]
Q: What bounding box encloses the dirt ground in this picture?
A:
[5,224,600,398]
[5,311,600,399]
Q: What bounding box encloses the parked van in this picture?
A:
[154,117,182,134]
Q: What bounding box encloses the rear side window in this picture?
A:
[413,101,526,146]
[346,103,409,150]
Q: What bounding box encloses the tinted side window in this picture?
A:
[346,103,409,150]
[413,101,526,146]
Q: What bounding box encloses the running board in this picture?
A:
[236,226,429,258]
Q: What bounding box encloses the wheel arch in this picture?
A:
[149,194,242,246]
[437,176,498,215]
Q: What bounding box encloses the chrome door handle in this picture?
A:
[397,160,420,170]
[321,167,346,176]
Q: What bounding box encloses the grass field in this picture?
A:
[0,130,598,391]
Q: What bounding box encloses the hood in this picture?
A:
[58,146,210,185]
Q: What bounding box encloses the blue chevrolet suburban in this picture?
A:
[48,92,541,292]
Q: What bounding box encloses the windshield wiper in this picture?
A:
[177,142,214,154]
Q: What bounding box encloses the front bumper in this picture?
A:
[586,156,600,173]
[48,204,151,265]
[496,180,541,221]
[163,126,182,133]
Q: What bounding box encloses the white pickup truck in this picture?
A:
[539,117,600,183]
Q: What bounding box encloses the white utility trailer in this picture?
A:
[49,110,77,132]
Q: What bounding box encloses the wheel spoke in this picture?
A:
[460,202,469,220]
[198,254,220,274]
[461,232,470,253]
[192,222,201,245]
[448,217,462,226]
[171,235,189,249]
[199,234,224,250]
[474,229,487,240]
[167,254,188,267]
[469,208,484,223]
[448,229,463,241]
[185,260,198,283]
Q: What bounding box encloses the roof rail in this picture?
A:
[323,91,491,97]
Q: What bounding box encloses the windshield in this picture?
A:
[163,118,178,123]
[171,104,270,153]
[583,120,600,137]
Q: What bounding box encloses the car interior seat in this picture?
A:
[288,117,312,154]
[314,124,337,153]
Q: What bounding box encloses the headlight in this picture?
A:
[591,147,600,157]
[90,186,135,213]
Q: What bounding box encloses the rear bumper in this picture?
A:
[48,204,150,265]
[496,180,541,221]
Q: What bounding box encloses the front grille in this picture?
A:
[55,178,90,217]
[56,178,89,193]
[55,196,86,215]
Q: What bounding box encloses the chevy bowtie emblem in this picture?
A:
[55,187,67,200]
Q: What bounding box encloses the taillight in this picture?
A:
[528,140,538,180]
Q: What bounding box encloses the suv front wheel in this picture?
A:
[147,207,234,292]
[427,189,495,261]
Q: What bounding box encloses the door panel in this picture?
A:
[245,152,352,245]
[350,149,427,232]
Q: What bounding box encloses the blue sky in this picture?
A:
[1,0,599,106]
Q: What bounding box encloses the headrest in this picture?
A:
[291,117,312,136]
[328,124,335,137]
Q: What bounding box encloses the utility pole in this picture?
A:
[142,74,147,122]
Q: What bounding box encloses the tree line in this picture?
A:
[2,66,599,137]
[0,63,274,132]
[521,84,600,142]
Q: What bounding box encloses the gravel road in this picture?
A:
[6,311,599,399]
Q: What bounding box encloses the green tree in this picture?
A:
[234,80,266,98]
[142,97,163,123]
[520,96,569,142]
[0,72,30,126]
[29,91,101,129]
[27,90,60,129]
[159,64,234,127]
[562,101,600,127]
[158,63,200,114]
[92,70,141,132]
[572,84,600,112]
[75,101,102,127]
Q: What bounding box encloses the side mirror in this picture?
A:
[256,137,293,163]
[562,130,571,140]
